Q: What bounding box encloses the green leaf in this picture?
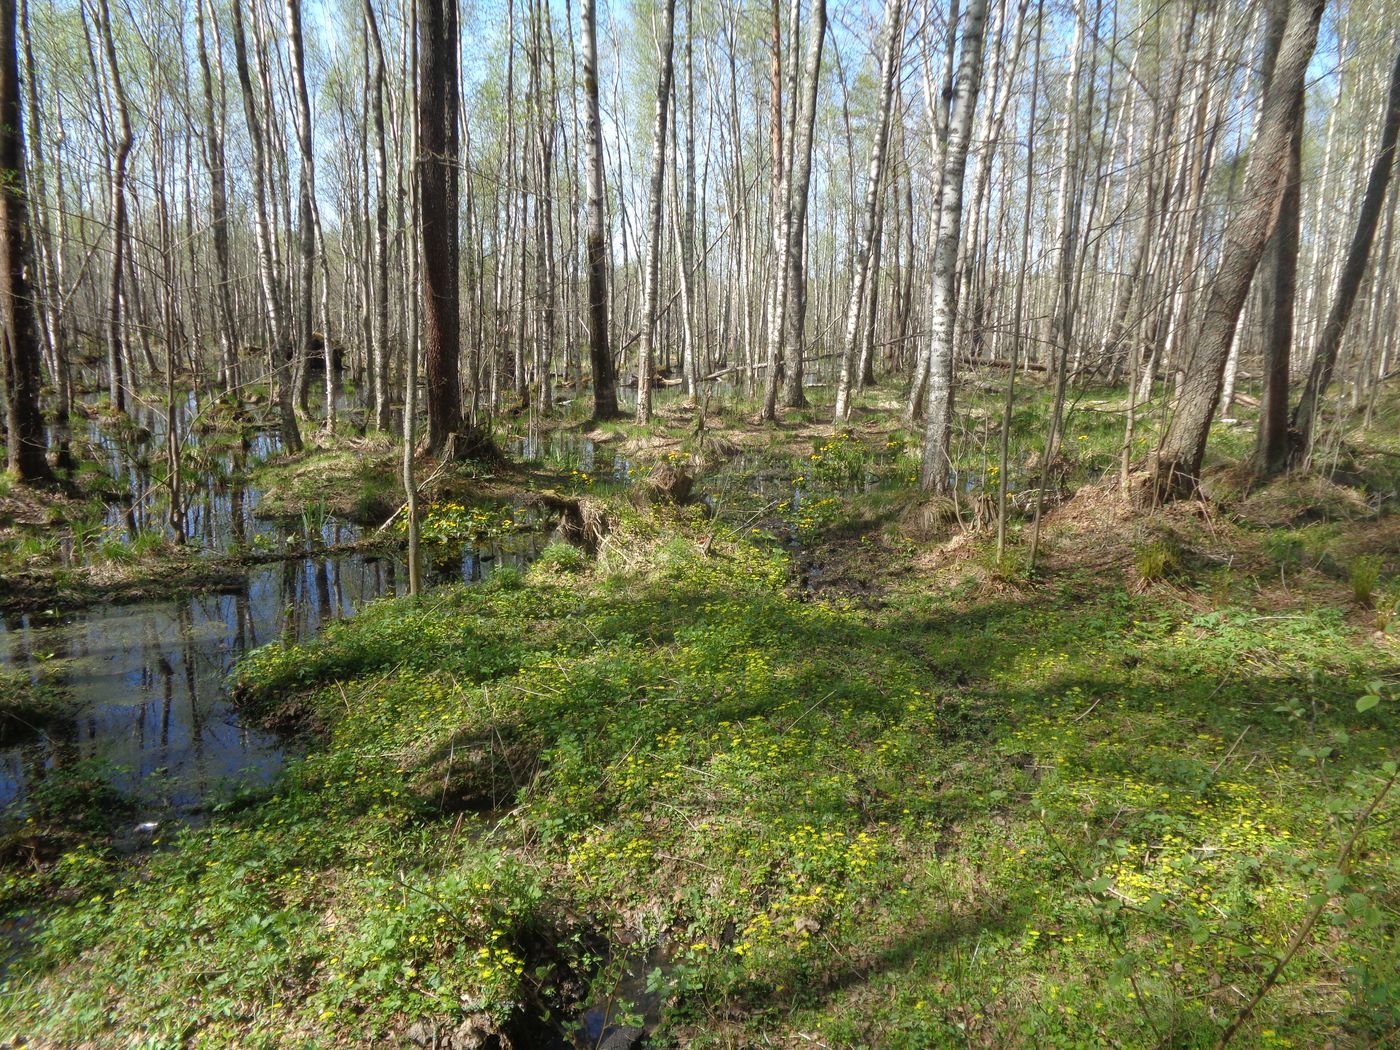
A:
[1356,694,1380,713]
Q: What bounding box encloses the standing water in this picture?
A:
[3,398,558,824]
[0,532,545,823]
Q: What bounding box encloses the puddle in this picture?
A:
[7,391,650,828]
[510,429,634,485]
[0,526,533,819]
[573,941,670,1048]
[0,511,556,822]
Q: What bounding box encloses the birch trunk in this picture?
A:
[1290,43,1400,465]
[634,0,677,424]
[834,0,903,421]
[918,0,989,493]
[1150,0,1323,499]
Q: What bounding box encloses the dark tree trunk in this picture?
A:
[1253,0,1301,478]
[581,0,618,421]
[1289,44,1400,465]
[0,0,51,482]
[633,0,677,424]
[195,0,237,392]
[418,0,492,459]
[286,0,317,419]
[779,0,826,411]
[1254,129,1301,477]
[95,0,131,414]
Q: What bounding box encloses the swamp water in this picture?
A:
[2,412,679,1043]
[2,401,563,823]
[0,539,539,824]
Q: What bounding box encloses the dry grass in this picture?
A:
[1230,472,1374,527]
[0,483,75,530]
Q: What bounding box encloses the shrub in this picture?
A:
[1262,532,1305,576]
[484,565,525,592]
[532,541,587,575]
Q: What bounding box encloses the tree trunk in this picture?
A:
[581,0,618,420]
[286,0,317,420]
[759,0,787,422]
[195,0,237,393]
[1252,0,1303,478]
[1289,43,1400,465]
[918,0,989,492]
[18,0,66,424]
[419,0,491,458]
[0,0,50,482]
[365,0,393,433]
[634,0,677,424]
[230,0,301,452]
[1149,0,1323,499]
[905,0,960,422]
[779,0,826,410]
[834,0,902,421]
[93,0,131,414]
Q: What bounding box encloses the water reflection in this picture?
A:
[510,430,633,483]
[0,528,545,822]
[7,393,598,823]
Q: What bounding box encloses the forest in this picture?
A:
[0,0,1398,1044]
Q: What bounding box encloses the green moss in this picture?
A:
[251,444,402,525]
[4,496,1397,1047]
[6,377,1400,1046]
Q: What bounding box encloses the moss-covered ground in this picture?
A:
[1,378,1398,1048]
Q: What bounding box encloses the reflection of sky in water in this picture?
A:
[510,430,633,483]
[55,391,289,548]
[0,530,545,821]
[9,390,574,822]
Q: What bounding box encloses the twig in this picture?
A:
[377,457,455,532]
[779,689,837,734]
[1216,765,1399,1048]
[1207,727,1250,781]
[1071,697,1102,722]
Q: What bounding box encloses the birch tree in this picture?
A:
[1289,42,1400,464]
[634,0,677,425]
[833,0,903,422]
[919,0,989,493]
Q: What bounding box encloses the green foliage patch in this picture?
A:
[3,505,1397,1048]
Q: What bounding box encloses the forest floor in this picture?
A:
[2,376,1399,1048]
